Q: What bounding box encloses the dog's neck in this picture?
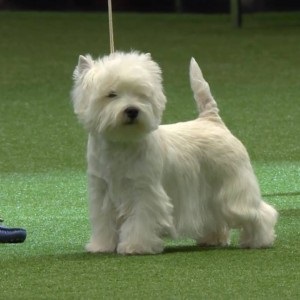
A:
[90,131,157,152]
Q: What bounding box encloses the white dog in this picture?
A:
[71,51,278,254]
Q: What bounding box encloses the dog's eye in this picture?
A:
[107,91,117,99]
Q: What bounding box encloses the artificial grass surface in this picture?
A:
[0,11,299,299]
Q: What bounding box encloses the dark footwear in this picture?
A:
[0,226,27,243]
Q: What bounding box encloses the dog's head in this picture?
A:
[71,51,166,142]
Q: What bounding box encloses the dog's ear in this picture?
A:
[77,55,93,74]
[73,55,94,80]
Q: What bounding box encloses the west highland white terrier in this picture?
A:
[71,51,278,254]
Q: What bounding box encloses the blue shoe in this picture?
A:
[0,225,27,243]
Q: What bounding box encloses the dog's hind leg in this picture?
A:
[238,201,278,248]
[220,170,278,249]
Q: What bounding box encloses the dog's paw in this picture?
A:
[197,229,231,247]
[117,241,164,255]
[85,241,116,253]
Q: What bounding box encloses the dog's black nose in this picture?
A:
[125,107,139,120]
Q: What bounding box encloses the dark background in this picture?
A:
[1,0,300,12]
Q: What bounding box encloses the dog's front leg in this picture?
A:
[85,174,118,253]
[117,183,173,255]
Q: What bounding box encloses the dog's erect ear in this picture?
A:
[73,55,94,80]
[77,55,93,74]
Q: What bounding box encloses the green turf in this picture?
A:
[0,11,299,299]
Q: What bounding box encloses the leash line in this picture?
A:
[108,0,114,53]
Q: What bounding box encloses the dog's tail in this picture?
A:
[190,58,220,119]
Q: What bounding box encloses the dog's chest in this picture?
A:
[101,156,132,205]
[88,135,164,205]
[88,137,150,195]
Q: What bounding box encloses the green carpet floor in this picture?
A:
[0,11,299,299]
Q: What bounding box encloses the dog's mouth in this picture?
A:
[124,119,138,126]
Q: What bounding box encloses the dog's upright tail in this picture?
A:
[190,58,220,119]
